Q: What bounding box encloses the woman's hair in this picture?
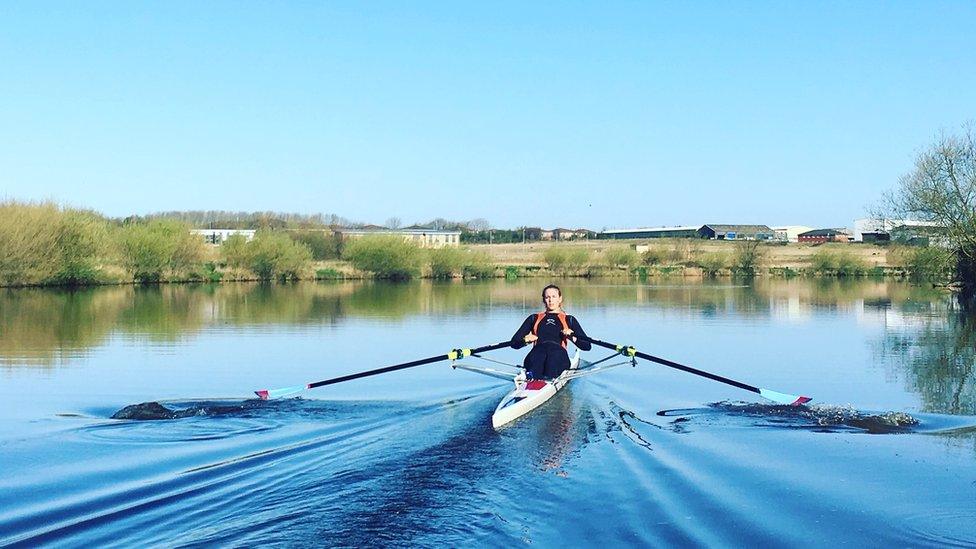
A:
[541,284,562,299]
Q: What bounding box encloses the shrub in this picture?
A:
[343,235,425,280]
[889,245,953,280]
[463,250,496,278]
[809,249,868,276]
[116,219,206,283]
[291,230,343,260]
[50,210,109,285]
[603,246,639,269]
[834,251,868,276]
[315,268,343,280]
[220,234,251,269]
[696,252,730,276]
[429,247,467,278]
[641,247,668,265]
[543,246,569,272]
[731,241,766,276]
[566,248,591,273]
[0,201,110,286]
[247,230,313,280]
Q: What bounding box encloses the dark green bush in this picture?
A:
[315,268,343,280]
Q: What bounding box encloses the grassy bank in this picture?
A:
[0,201,955,287]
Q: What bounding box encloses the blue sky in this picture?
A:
[1,2,973,230]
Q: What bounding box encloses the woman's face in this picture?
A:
[543,288,563,311]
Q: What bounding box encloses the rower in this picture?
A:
[510,284,591,379]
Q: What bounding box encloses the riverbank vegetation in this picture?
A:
[0,201,112,286]
[0,199,964,288]
[883,124,976,290]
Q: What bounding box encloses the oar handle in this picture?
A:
[575,335,760,395]
[307,340,512,390]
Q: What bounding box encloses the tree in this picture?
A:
[885,124,976,286]
[467,218,491,231]
[385,217,402,229]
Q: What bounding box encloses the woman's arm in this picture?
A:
[567,316,592,350]
[510,314,536,349]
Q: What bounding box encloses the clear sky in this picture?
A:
[1,2,973,230]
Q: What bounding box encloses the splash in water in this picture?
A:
[657,402,920,434]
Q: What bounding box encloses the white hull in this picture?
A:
[491,351,583,429]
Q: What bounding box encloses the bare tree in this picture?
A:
[428,217,450,230]
[467,218,491,231]
[385,217,402,229]
[885,124,976,284]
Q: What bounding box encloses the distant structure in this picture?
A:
[853,218,943,243]
[698,224,775,240]
[798,228,851,243]
[600,224,775,240]
[538,228,594,241]
[771,225,815,243]
[602,226,701,239]
[335,226,461,247]
[191,229,256,244]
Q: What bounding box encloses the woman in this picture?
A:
[511,284,591,379]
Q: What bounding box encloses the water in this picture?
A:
[2,279,976,546]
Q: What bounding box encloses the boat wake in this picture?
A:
[654,402,969,434]
[110,399,270,420]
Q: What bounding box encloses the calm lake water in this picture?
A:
[2,278,975,547]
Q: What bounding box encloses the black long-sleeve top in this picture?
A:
[510,312,592,351]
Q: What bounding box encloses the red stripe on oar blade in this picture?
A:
[255,390,269,400]
[759,388,812,406]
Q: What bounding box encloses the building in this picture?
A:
[191,229,256,244]
[853,218,943,243]
[698,224,775,240]
[798,228,851,243]
[335,226,461,247]
[890,223,950,247]
[537,228,594,241]
[552,228,593,240]
[601,226,702,239]
[771,225,816,243]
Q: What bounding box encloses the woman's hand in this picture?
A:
[561,328,574,337]
[524,334,538,344]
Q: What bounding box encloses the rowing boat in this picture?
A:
[254,337,812,420]
[491,351,583,428]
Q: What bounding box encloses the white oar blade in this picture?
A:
[255,385,307,400]
[759,388,812,406]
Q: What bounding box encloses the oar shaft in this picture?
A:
[307,340,512,390]
[577,335,760,394]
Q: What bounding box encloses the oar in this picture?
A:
[254,340,513,399]
[576,335,811,406]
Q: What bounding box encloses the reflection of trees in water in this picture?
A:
[0,287,132,365]
[0,279,957,367]
[877,297,976,416]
